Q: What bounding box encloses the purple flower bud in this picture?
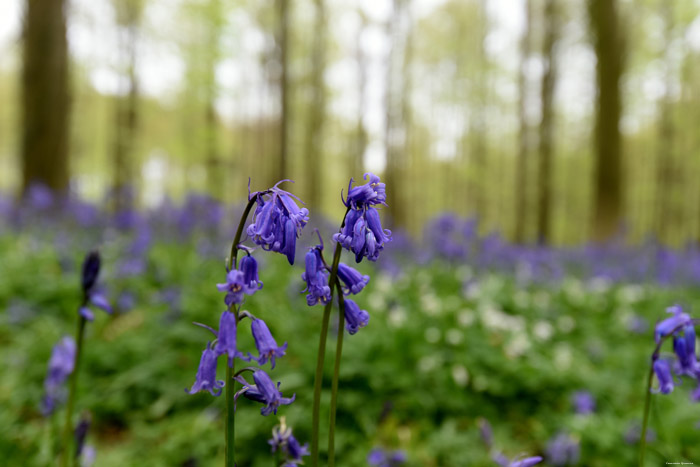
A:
[41,336,76,416]
[240,255,263,294]
[653,359,674,394]
[344,173,387,208]
[337,263,370,295]
[215,311,243,367]
[301,249,331,306]
[74,414,91,458]
[344,299,369,335]
[89,293,112,314]
[81,251,101,294]
[249,318,287,369]
[510,457,543,467]
[186,343,224,396]
[572,390,596,415]
[79,307,95,322]
[477,418,493,447]
[235,369,295,416]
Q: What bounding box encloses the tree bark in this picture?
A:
[21,0,71,194]
[514,0,532,244]
[589,0,624,242]
[275,0,290,183]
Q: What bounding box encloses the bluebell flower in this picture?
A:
[240,255,263,294]
[248,318,287,369]
[367,447,407,466]
[572,390,596,415]
[653,359,674,394]
[81,251,101,295]
[333,207,391,263]
[655,305,692,343]
[80,445,96,467]
[344,299,369,335]
[74,414,91,458]
[496,455,543,467]
[545,433,580,466]
[269,417,309,465]
[477,418,493,448]
[301,248,331,306]
[235,369,295,416]
[343,173,386,208]
[337,263,370,295]
[186,343,224,396]
[215,311,244,367]
[247,181,309,265]
[88,291,112,314]
[216,269,247,306]
[673,325,698,376]
[41,336,76,415]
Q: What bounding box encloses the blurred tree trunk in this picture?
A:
[589,0,624,242]
[304,0,327,209]
[275,0,290,183]
[205,0,223,199]
[514,0,532,244]
[384,0,412,228]
[536,0,559,245]
[21,0,71,194]
[351,10,368,178]
[112,0,142,210]
[468,0,488,225]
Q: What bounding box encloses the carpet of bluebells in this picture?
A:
[3,186,700,466]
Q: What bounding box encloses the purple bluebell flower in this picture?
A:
[247,181,309,265]
[509,457,543,467]
[477,418,493,448]
[88,291,112,314]
[186,343,224,396]
[80,445,96,467]
[344,299,369,335]
[692,384,700,402]
[240,255,263,294]
[655,305,692,343]
[572,390,596,415]
[333,207,391,263]
[248,318,287,369]
[673,325,698,376]
[367,447,407,466]
[41,336,76,415]
[215,311,244,367]
[653,359,674,394]
[344,173,387,208]
[301,248,331,306]
[337,263,370,295]
[74,414,91,458]
[216,269,247,306]
[545,433,580,466]
[269,418,310,466]
[235,369,295,416]
[81,251,101,295]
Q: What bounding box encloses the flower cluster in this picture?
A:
[235,369,295,416]
[41,336,76,415]
[247,181,309,265]
[79,251,111,321]
[651,305,699,396]
[269,417,309,467]
[367,447,407,467]
[216,254,263,306]
[301,247,331,306]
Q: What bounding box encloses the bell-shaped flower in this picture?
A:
[655,305,692,343]
[248,318,287,369]
[337,263,370,295]
[653,359,674,394]
[344,299,369,335]
[216,269,247,306]
[235,369,295,416]
[240,255,263,294]
[334,207,391,263]
[344,173,387,208]
[186,343,224,396]
[301,248,331,306]
[41,336,76,415]
[215,311,244,367]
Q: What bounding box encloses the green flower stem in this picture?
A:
[225,196,258,467]
[311,207,349,467]
[60,315,86,467]
[328,279,346,467]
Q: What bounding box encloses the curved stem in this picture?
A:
[639,366,654,467]
[328,279,346,467]
[225,197,258,467]
[311,208,349,467]
[60,316,86,467]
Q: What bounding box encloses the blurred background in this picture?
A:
[2,0,700,243]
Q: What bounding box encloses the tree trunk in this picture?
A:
[514,0,532,244]
[537,0,559,245]
[589,0,624,242]
[351,10,368,178]
[304,0,327,209]
[275,0,290,183]
[21,0,71,195]
[205,0,223,200]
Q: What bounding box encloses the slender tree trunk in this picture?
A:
[589,0,624,242]
[205,0,223,199]
[275,0,290,183]
[537,0,559,245]
[351,10,368,178]
[21,0,71,194]
[304,0,327,209]
[514,0,532,244]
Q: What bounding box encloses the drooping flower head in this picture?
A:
[301,247,331,306]
[655,305,692,343]
[186,343,224,396]
[652,359,674,394]
[41,336,76,415]
[337,263,370,295]
[343,173,387,208]
[334,206,391,263]
[269,417,310,465]
[248,318,288,369]
[343,298,369,335]
[215,311,244,367]
[235,369,295,416]
[247,180,309,265]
